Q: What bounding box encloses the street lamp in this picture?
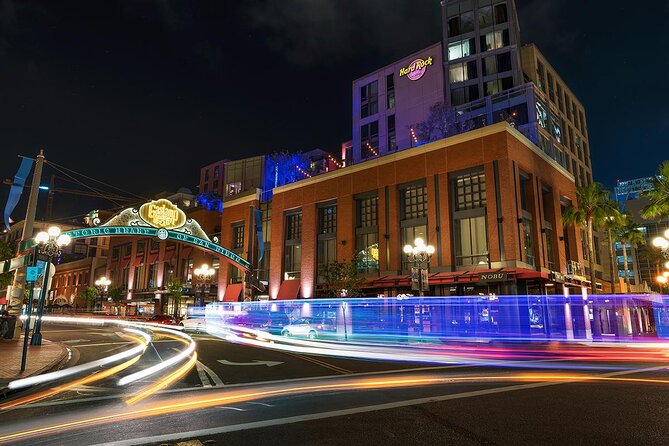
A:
[193,264,215,308]
[31,226,71,345]
[403,238,435,297]
[95,276,111,311]
[651,229,669,253]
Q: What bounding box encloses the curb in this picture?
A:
[0,340,70,398]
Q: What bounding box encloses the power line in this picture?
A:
[45,160,150,201]
[47,162,125,208]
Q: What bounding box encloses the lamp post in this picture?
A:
[403,238,435,297]
[95,276,111,311]
[193,264,215,308]
[31,226,71,345]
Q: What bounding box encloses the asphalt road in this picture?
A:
[1,323,669,445]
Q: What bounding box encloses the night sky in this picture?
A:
[1,0,667,222]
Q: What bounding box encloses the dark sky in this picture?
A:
[1,0,667,222]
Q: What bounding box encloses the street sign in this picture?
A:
[477,272,508,282]
[26,267,39,282]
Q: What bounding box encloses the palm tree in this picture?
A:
[641,161,669,220]
[601,204,624,294]
[562,182,615,295]
[638,245,665,284]
[614,216,646,293]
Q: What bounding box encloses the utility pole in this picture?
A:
[8,150,45,337]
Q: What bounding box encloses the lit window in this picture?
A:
[448,38,475,61]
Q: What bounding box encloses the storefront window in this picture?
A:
[284,211,302,280]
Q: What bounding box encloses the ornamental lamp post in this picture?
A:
[95,276,111,311]
[403,237,435,297]
[193,264,215,308]
[31,226,71,345]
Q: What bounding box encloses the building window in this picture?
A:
[452,169,488,266]
[556,83,564,112]
[387,115,397,151]
[480,29,509,52]
[451,84,479,106]
[536,61,546,92]
[284,211,302,280]
[386,73,395,109]
[356,195,379,273]
[536,99,548,129]
[547,72,555,102]
[123,244,131,257]
[519,172,535,266]
[122,267,130,290]
[148,263,159,288]
[454,171,486,210]
[449,60,477,84]
[317,204,337,283]
[448,38,476,61]
[134,265,144,290]
[400,182,428,270]
[232,223,245,250]
[360,81,378,118]
[479,5,493,28]
[484,77,513,95]
[226,181,242,196]
[361,121,379,159]
[494,2,508,24]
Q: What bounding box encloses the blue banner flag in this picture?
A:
[255,209,264,263]
[4,156,34,230]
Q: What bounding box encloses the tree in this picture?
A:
[412,102,474,145]
[641,161,669,220]
[614,216,646,293]
[638,246,665,289]
[601,204,624,294]
[562,182,616,295]
[82,286,98,310]
[320,257,367,298]
[0,239,14,291]
[166,278,184,318]
[107,287,123,314]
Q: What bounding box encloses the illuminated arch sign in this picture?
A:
[399,56,433,81]
[62,226,250,271]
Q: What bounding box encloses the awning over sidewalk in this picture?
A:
[223,283,243,302]
[364,268,548,288]
[147,252,159,264]
[133,255,144,267]
[276,279,301,300]
[120,258,131,269]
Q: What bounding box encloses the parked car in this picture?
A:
[148,314,180,326]
[180,314,207,333]
[259,312,290,335]
[280,318,334,340]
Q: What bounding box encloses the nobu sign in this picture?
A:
[477,272,508,282]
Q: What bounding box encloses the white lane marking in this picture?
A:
[247,402,274,407]
[196,361,225,386]
[93,364,669,446]
[196,362,212,388]
[63,339,91,344]
[72,342,133,348]
[218,360,283,367]
[215,406,245,411]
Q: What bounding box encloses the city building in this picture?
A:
[199,159,227,197]
[615,176,668,292]
[218,122,620,337]
[348,0,605,286]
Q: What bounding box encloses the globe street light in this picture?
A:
[403,238,435,297]
[95,276,111,311]
[193,264,215,308]
[31,226,71,345]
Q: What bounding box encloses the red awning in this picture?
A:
[133,255,144,267]
[180,246,193,259]
[163,249,175,262]
[276,279,301,300]
[0,298,7,305]
[121,258,131,269]
[223,283,243,302]
[148,252,159,264]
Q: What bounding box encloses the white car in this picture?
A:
[280,318,332,340]
[179,315,207,333]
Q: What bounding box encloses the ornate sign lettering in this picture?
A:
[139,199,186,229]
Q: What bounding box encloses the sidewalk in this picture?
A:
[0,337,68,394]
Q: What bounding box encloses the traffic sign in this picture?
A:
[26,267,39,282]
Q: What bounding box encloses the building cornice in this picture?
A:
[274,122,574,195]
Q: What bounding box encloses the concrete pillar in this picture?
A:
[581,287,592,340]
[563,287,574,340]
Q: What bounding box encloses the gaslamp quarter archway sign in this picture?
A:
[60,199,250,272]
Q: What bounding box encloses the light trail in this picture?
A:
[3,370,669,444]
[8,328,152,390]
[124,352,198,406]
